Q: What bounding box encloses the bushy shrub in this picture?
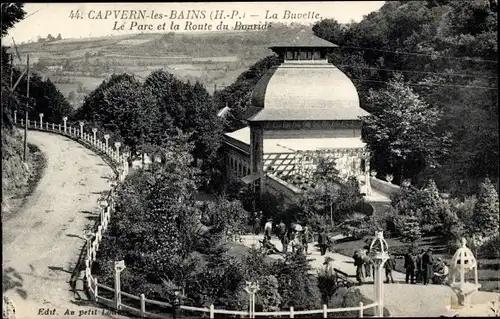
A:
[394,215,421,244]
[317,266,339,304]
[271,252,321,310]
[478,234,500,259]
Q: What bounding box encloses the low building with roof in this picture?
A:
[222,32,394,211]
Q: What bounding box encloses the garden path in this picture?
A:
[239,234,406,282]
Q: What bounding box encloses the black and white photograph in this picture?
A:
[1,1,499,318]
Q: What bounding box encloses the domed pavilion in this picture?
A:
[223,32,381,203]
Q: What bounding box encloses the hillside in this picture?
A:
[1,127,45,219]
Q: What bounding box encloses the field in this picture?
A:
[9,30,290,101]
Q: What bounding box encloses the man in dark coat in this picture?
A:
[253,212,261,235]
[415,249,425,283]
[318,229,328,256]
[302,226,312,254]
[384,253,396,283]
[353,250,365,285]
[281,230,289,253]
[278,221,286,241]
[404,248,417,284]
[422,248,434,285]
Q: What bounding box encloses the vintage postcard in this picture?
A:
[2,2,499,318]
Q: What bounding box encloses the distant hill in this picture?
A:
[8,24,313,97]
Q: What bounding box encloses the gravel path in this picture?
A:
[2,131,127,319]
[239,234,407,282]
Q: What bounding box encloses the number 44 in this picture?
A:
[69,10,83,19]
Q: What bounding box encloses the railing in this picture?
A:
[14,115,380,318]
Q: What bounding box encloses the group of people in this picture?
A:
[403,248,450,285]
[255,213,317,256]
[352,246,450,286]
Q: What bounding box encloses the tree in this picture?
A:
[214,55,280,131]
[201,197,249,242]
[56,33,62,40]
[100,79,160,155]
[396,215,422,244]
[271,252,321,310]
[363,74,450,185]
[144,70,223,183]
[1,3,26,37]
[472,178,500,238]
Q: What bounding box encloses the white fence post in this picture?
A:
[140,294,146,318]
[323,304,327,318]
[63,117,67,133]
[209,304,214,319]
[359,301,364,317]
[290,306,294,318]
[46,122,48,130]
[94,277,98,301]
[58,123,61,131]
[52,123,54,130]
[114,260,126,310]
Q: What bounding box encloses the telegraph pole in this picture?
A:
[23,54,30,163]
[10,53,14,89]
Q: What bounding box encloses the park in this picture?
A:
[2,2,499,318]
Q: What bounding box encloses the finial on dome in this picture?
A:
[461,238,467,248]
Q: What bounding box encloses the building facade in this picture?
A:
[223,32,377,203]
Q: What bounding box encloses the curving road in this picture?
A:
[2,131,125,318]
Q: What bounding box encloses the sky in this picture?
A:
[5,2,385,44]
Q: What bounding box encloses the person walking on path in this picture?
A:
[318,228,328,256]
[302,226,312,254]
[416,249,425,283]
[404,248,417,284]
[384,253,396,284]
[353,250,365,285]
[281,230,289,253]
[264,218,273,240]
[278,221,286,240]
[422,248,434,285]
[253,212,261,235]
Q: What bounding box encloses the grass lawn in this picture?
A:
[332,234,500,293]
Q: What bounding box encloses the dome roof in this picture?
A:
[248,63,369,122]
[451,238,477,270]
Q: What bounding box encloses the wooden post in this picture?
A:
[359,301,364,318]
[209,304,214,319]
[323,304,327,318]
[94,278,98,301]
[114,260,126,310]
[52,123,54,130]
[289,306,294,318]
[13,110,17,123]
[140,294,146,318]
[45,122,48,130]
